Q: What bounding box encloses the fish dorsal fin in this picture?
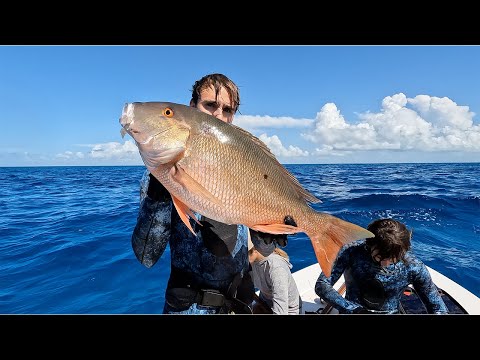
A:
[281,167,322,204]
[229,123,321,204]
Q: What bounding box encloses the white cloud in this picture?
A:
[7,93,478,166]
[258,134,309,157]
[408,94,474,130]
[301,93,480,153]
[54,140,142,164]
[55,151,84,159]
[89,141,138,159]
[313,145,351,158]
[302,102,379,150]
[235,115,312,132]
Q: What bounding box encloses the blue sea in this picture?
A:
[1,163,479,314]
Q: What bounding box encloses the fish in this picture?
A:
[119,101,374,277]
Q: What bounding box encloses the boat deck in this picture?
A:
[292,263,480,314]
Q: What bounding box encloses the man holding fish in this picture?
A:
[121,73,374,314]
[128,73,296,314]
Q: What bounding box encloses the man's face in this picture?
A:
[191,85,235,123]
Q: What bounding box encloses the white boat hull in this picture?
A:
[292,263,480,314]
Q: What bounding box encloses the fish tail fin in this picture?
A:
[304,213,373,277]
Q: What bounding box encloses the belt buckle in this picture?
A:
[200,289,225,307]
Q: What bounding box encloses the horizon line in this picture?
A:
[1,161,479,169]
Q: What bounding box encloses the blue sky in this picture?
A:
[2,45,480,166]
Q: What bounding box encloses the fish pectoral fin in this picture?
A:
[171,195,202,236]
[172,164,224,207]
[250,224,300,235]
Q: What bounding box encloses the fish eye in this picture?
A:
[163,107,174,117]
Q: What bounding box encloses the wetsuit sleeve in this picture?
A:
[269,265,291,314]
[314,247,363,314]
[410,261,449,314]
[131,171,172,268]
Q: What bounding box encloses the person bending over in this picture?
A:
[315,218,448,314]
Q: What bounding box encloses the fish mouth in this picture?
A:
[120,103,136,138]
[119,102,167,144]
[119,103,152,143]
[120,103,134,128]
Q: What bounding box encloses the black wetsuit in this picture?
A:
[131,170,252,314]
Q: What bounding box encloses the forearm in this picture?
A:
[131,171,172,268]
[414,278,448,314]
[315,274,361,314]
[131,196,172,268]
[417,286,448,314]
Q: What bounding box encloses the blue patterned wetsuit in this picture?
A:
[132,170,251,314]
[315,239,448,314]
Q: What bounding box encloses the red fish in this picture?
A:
[120,102,373,276]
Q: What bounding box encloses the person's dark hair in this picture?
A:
[366,218,411,263]
[190,73,240,113]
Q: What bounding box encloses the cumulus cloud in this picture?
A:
[302,93,480,152]
[302,103,379,150]
[89,141,139,159]
[55,151,85,159]
[54,140,142,164]
[37,93,480,166]
[258,134,309,157]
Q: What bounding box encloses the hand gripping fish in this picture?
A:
[120,102,373,277]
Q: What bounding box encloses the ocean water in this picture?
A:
[0,163,479,314]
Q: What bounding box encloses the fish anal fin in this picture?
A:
[313,239,342,278]
[250,224,300,235]
[172,164,224,208]
[171,195,202,236]
[306,215,374,277]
